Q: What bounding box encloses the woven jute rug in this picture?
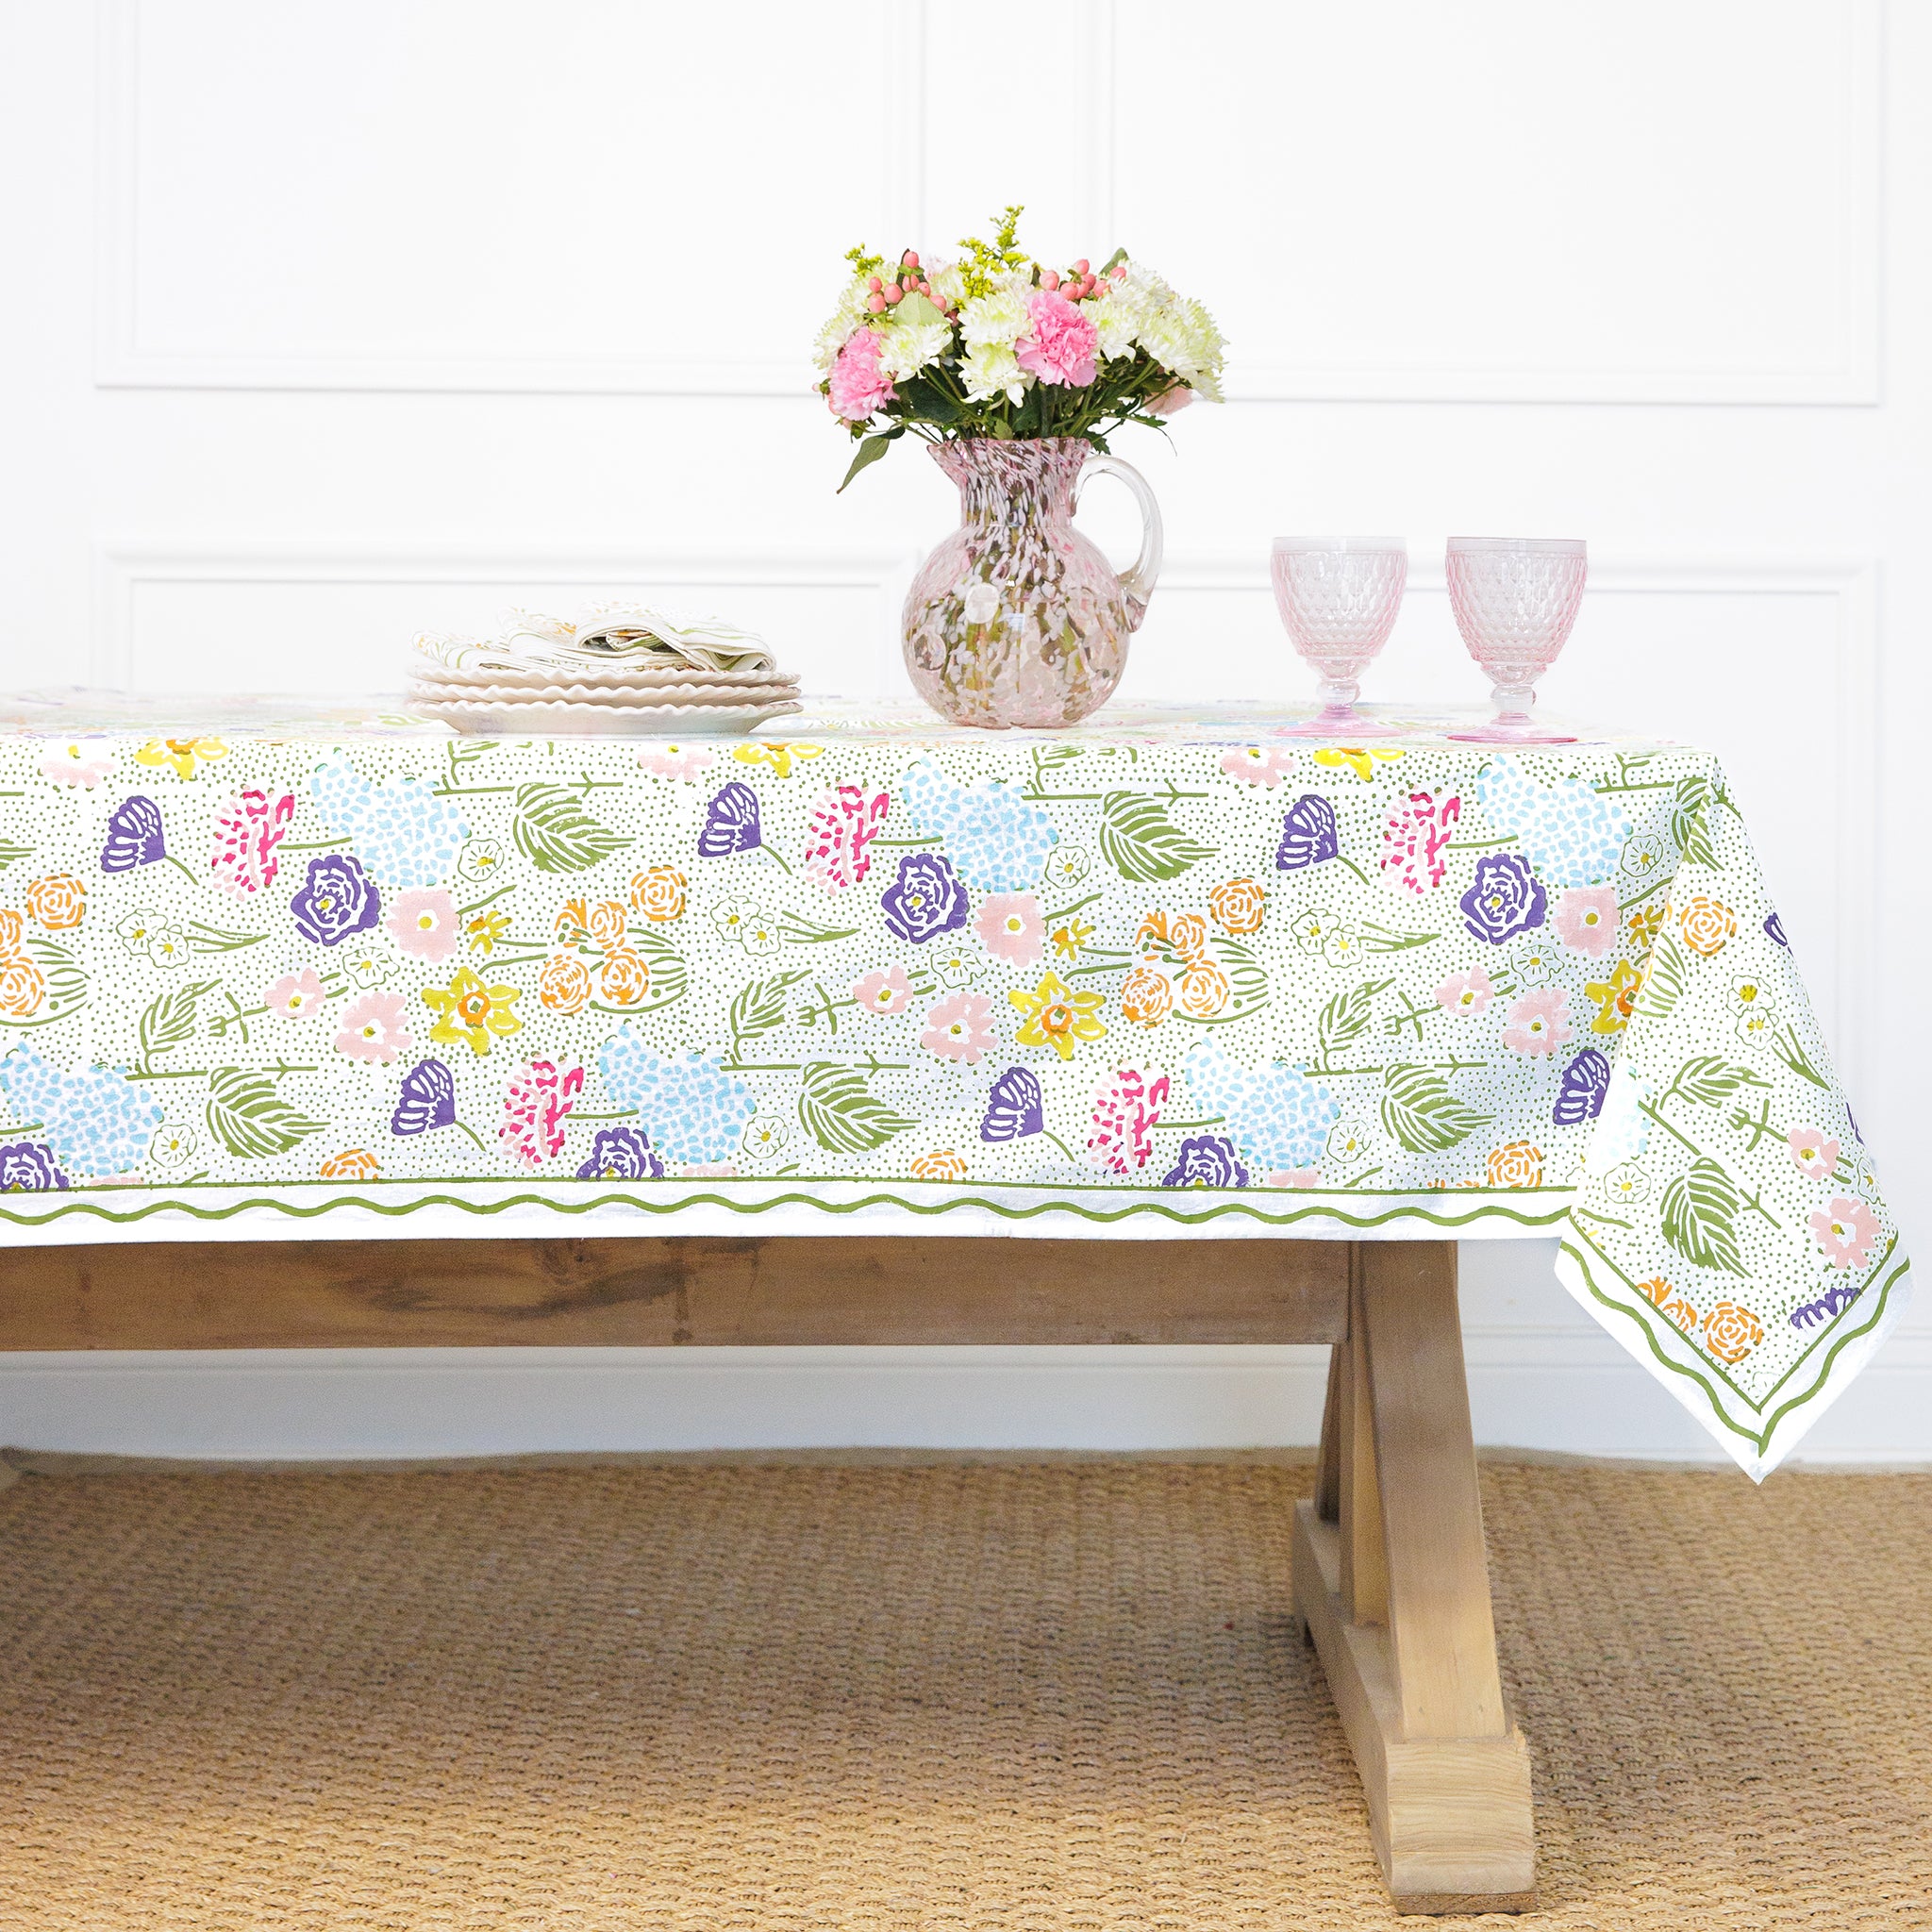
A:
[0,1453,1927,1929]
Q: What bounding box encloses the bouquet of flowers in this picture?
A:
[814,206,1226,491]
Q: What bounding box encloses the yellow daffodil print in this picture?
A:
[1050,917,1093,962]
[1584,959,1643,1034]
[422,965,523,1057]
[1009,969,1108,1061]
[731,741,825,778]
[1313,745,1404,783]
[465,909,511,954]
[133,736,229,781]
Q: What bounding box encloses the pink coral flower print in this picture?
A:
[386,887,459,963]
[1789,1128,1840,1182]
[209,789,296,897]
[803,784,890,892]
[1809,1194,1880,1271]
[1502,987,1573,1056]
[42,737,113,788]
[1379,790,1461,894]
[1553,885,1619,960]
[1221,745,1293,789]
[853,965,914,1017]
[635,742,715,780]
[975,891,1045,967]
[335,989,411,1065]
[921,990,995,1063]
[1268,1168,1323,1189]
[1436,968,1494,1017]
[499,1058,586,1170]
[266,967,325,1021]
[1086,1067,1171,1174]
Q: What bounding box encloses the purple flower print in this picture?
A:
[391,1058,458,1136]
[1553,1047,1611,1125]
[0,1141,68,1191]
[575,1125,666,1180]
[1159,1133,1251,1190]
[1275,794,1340,872]
[100,795,167,873]
[1790,1279,1865,1329]
[881,852,968,945]
[1458,852,1546,944]
[698,781,763,858]
[980,1066,1045,1141]
[291,854,381,946]
[1764,911,1789,948]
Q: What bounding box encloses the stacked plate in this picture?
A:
[406,616,802,736]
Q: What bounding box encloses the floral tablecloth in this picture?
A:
[0,693,1907,1476]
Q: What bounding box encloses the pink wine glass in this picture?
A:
[1445,537,1586,743]
[1270,537,1407,737]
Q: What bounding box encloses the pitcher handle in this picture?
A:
[1075,453,1163,632]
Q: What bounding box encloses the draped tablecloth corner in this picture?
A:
[0,695,1907,1477]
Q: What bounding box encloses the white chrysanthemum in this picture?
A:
[925,259,967,309]
[1093,294,1140,362]
[958,288,1028,350]
[877,318,952,382]
[812,278,874,375]
[960,341,1030,404]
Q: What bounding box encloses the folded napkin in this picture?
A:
[412,605,779,680]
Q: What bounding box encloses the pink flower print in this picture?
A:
[335,989,411,1064]
[42,737,115,788]
[853,965,914,1017]
[1553,885,1619,960]
[1267,1168,1323,1189]
[1379,790,1461,894]
[209,789,296,897]
[1086,1067,1171,1174]
[1810,1194,1880,1271]
[827,327,896,421]
[499,1058,586,1170]
[1789,1128,1840,1182]
[1502,987,1573,1056]
[386,887,458,962]
[1016,291,1100,388]
[976,891,1045,967]
[635,741,715,780]
[266,967,325,1021]
[921,990,995,1063]
[1436,968,1494,1017]
[803,784,890,892]
[1221,745,1293,789]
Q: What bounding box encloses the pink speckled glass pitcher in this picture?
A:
[901,437,1163,729]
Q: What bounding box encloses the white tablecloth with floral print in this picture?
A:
[0,693,1907,1476]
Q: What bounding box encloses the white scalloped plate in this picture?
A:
[408,657,800,691]
[411,696,804,737]
[407,677,801,709]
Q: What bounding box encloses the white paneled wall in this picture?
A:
[0,0,1926,1459]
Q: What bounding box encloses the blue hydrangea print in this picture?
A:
[1476,758,1628,887]
[0,1047,161,1177]
[310,759,468,889]
[898,760,1057,889]
[598,1029,753,1163]
[1183,1041,1340,1171]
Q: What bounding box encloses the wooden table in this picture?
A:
[0,1234,1534,1915]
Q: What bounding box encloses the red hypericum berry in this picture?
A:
[1041,269,1060,291]
[903,249,920,269]
[868,275,882,292]
[883,285,902,305]
[1073,258,1090,275]
[865,291,886,312]
[1111,263,1126,280]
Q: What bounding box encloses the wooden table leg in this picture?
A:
[1291,1241,1535,1914]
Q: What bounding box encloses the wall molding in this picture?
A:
[93,0,1883,404]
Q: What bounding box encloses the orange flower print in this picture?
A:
[553,898,590,944]
[579,900,625,952]
[1485,1141,1543,1189]
[24,874,85,931]
[1659,1296,1701,1335]
[909,1150,968,1182]
[630,865,687,923]
[1678,895,1738,958]
[1176,958,1231,1019]
[1585,959,1644,1035]
[319,1148,380,1182]
[1702,1301,1764,1365]
[1208,877,1266,935]
[538,952,591,1016]
[1120,965,1174,1029]
[598,947,651,1008]
[1635,1277,1674,1308]
[0,957,46,1018]
[0,909,24,957]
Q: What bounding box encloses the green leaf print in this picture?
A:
[774,913,862,944]
[797,1061,917,1156]
[1318,978,1393,1059]
[1668,1056,1771,1108]
[731,971,809,1050]
[205,1067,328,1160]
[1660,1157,1748,1276]
[1635,929,1686,1021]
[1379,1064,1493,1155]
[137,979,220,1061]
[0,840,28,870]
[1672,774,1718,869]
[512,783,633,874]
[628,928,688,1008]
[1097,791,1214,883]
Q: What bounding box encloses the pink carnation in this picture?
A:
[803,784,890,893]
[209,789,295,897]
[1087,1067,1170,1174]
[1015,291,1099,388]
[853,965,914,1017]
[1810,1195,1880,1271]
[1553,885,1618,960]
[921,990,995,1063]
[500,1058,585,1171]
[976,891,1045,967]
[335,989,411,1064]
[827,328,896,422]
[1380,790,1461,895]
[1502,987,1573,1056]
